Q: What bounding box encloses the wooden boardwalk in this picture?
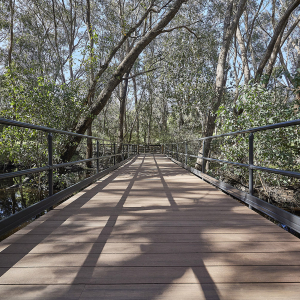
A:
[1,154,300,299]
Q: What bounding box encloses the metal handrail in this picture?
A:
[0,118,139,237]
[165,119,300,233]
[0,117,109,140]
[196,118,300,141]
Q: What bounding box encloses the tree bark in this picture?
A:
[51,0,66,83]
[117,71,130,159]
[236,25,250,84]
[262,22,287,87]
[85,0,94,168]
[8,0,15,67]
[61,0,187,162]
[197,0,247,171]
[132,76,140,144]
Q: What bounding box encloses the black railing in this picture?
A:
[138,144,163,154]
[165,119,300,233]
[0,118,138,237]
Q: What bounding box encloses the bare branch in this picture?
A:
[123,67,159,80]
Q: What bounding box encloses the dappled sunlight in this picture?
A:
[1,154,300,299]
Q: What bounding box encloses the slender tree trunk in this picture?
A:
[86,0,94,167]
[117,71,130,160]
[68,0,74,80]
[197,0,247,171]
[8,0,15,67]
[52,0,66,83]
[147,97,153,145]
[236,25,250,84]
[132,76,140,144]
[262,24,286,87]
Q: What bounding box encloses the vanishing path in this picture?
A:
[1,154,300,299]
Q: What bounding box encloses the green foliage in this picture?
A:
[0,66,84,166]
[216,84,300,185]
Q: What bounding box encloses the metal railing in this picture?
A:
[138,144,163,154]
[0,118,138,236]
[165,119,300,233]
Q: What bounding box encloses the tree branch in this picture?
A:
[123,68,159,80]
[255,0,300,80]
[159,21,202,39]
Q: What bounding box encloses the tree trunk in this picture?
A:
[8,0,15,67]
[85,0,94,168]
[236,25,250,84]
[262,23,287,87]
[147,97,153,145]
[51,0,66,83]
[196,0,247,171]
[132,76,140,144]
[117,71,130,160]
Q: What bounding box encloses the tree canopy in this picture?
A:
[1,0,300,162]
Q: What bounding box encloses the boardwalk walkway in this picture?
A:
[1,154,300,299]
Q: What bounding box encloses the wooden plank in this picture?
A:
[1,283,300,300]
[1,252,300,268]
[1,265,300,284]
[1,154,300,300]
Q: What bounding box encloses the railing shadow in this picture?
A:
[0,156,138,278]
[0,154,296,299]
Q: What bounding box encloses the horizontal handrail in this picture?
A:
[0,117,108,141]
[0,118,142,238]
[0,157,134,237]
[197,118,300,141]
[164,119,300,233]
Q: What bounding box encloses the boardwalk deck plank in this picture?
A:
[1,154,300,299]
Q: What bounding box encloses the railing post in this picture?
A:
[127,144,129,159]
[96,141,99,173]
[48,133,53,197]
[202,140,205,173]
[176,143,179,161]
[249,133,254,209]
[185,141,187,165]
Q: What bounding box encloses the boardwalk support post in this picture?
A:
[249,133,254,209]
[48,133,53,197]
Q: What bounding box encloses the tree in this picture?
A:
[61,0,188,161]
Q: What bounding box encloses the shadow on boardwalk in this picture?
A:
[1,154,300,299]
